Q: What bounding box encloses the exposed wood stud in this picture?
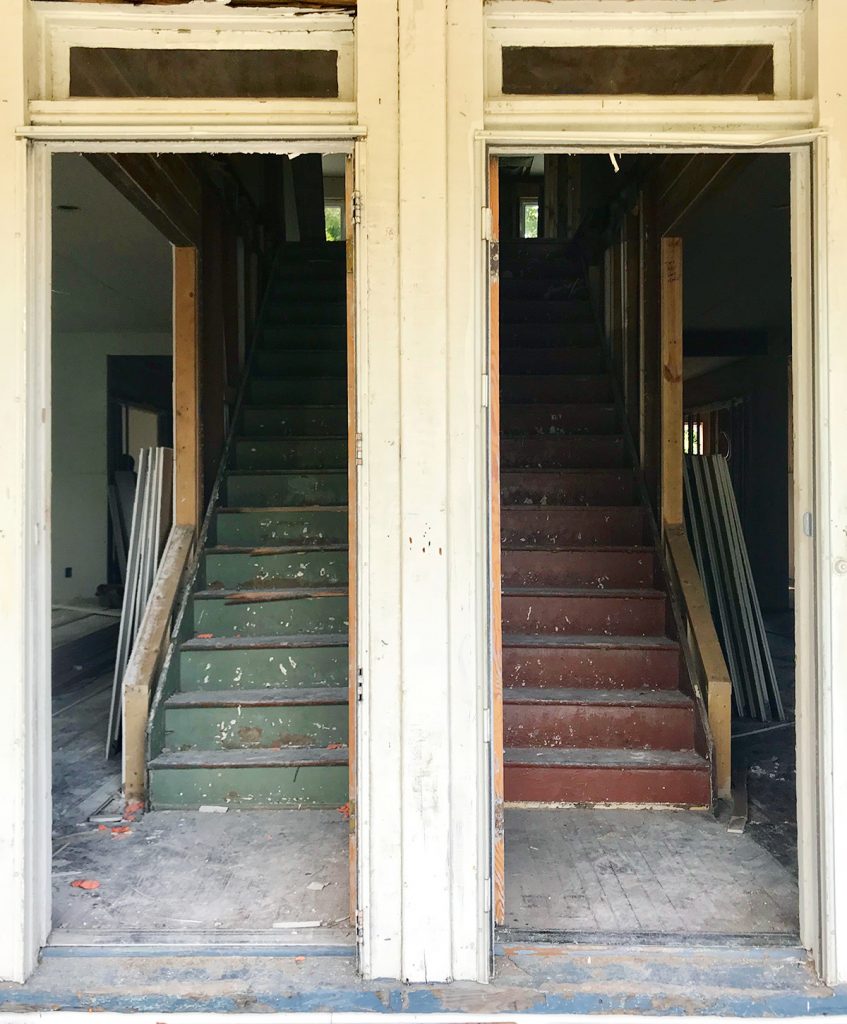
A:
[660,236,683,528]
[173,246,200,531]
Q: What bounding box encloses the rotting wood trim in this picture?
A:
[123,524,195,804]
[664,522,732,799]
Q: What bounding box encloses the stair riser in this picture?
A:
[241,407,347,437]
[205,551,348,589]
[225,473,347,508]
[501,299,593,324]
[504,765,711,806]
[501,323,597,347]
[504,704,695,751]
[503,646,680,690]
[180,646,347,691]
[164,704,348,751]
[502,550,655,589]
[266,303,346,326]
[502,509,647,547]
[501,470,635,507]
[253,351,346,377]
[502,594,666,637]
[273,282,346,301]
[250,379,347,405]
[233,439,347,472]
[501,437,626,469]
[149,765,348,810]
[260,327,345,350]
[500,279,584,299]
[215,510,347,547]
[501,349,604,374]
[193,595,348,638]
[501,377,612,404]
[502,405,617,436]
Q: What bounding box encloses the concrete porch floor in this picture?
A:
[1,944,846,1016]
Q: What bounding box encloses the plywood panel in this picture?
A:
[70,47,339,99]
[502,45,774,97]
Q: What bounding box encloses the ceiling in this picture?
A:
[52,153,173,334]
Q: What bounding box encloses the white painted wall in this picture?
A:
[51,331,171,605]
[356,0,488,983]
[0,0,46,989]
[813,0,847,987]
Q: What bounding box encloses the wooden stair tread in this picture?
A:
[166,687,348,709]
[195,587,347,601]
[226,469,346,477]
[503,633,678,650]
[236,435,347,442]
[504,747,707,769]
[503,687,692,707]
[501,585,664,599]
[151,747,348,770]
[501,544,651,553]
[217,505,348,513]
[207,544,348,555]
[502,503,641,512]
[182,633,348,651]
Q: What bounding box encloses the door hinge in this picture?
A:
[484,882,491,914]
[481,374,490,409]
[352,191,363,225]
[483,711,491,744]
[357,666,364,702]
[355,432,363,466]
[482,206,493,241]
[355,908,364,939]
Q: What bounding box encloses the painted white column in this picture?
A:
[815,0,847,988]
[0,4,49,986]
[357,0,487,982]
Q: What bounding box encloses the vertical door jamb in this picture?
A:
[173,246,200,533]
[488,155,505,927]
[660,236,684,530]
[345,154,359,934]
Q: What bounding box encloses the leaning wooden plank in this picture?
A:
[107,448,149,756]
[123,524,194,804]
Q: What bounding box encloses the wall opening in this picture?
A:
[49,149,357,948]
[490,150,800,944]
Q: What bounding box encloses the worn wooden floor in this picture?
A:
[53,674,351,942]
[504,806,799,937]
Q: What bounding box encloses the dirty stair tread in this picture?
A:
[195,586,347,601]
[182,633,348,651]
[207,544,349,555]
[501,585,664,599]
[217,505,348,513]
[165,687,348,709]
[150,747,348,770]
[503,633,678,650]
[503,687,692,707]
[501,543,651,553]
[504,747,707,769]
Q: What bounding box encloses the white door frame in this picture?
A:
[482,135,830,979]
[18,127,365,977]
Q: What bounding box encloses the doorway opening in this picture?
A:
[49,148,357,947]
[490,151,802,942]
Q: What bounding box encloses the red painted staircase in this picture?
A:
[499,242,711,807]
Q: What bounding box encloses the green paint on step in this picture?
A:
[164,696,348,751]
[240,405,347,437]
[233,437,347,471]
[149,764,349,809]
[253,350,346,377]
[179,640,348,690]
[250,378,347,405]
[225,471,347,507]
[204,549,348,589]
[193,592,348,637]
[214,508,347,547]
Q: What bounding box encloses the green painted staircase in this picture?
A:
[147,242,350,809]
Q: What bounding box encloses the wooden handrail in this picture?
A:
[664,522,732,799]
[122,524,195,804]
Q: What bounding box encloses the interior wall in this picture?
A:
[51,331,171,604]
